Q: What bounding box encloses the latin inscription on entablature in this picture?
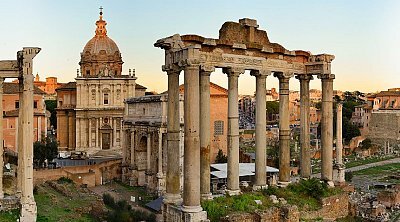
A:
[199,52,265,68]
[305,64,325,74]
[265,59,305,73]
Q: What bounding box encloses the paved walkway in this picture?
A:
[308,157,400,179]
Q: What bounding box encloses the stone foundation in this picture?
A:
[221,206,299,222]
[300,193,349,220]
[163,203,209,222]
[0,196,19,211]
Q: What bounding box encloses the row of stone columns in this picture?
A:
[163,64,337,212]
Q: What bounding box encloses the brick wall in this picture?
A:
[33,159,121,187]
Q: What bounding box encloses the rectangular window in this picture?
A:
[214,121,224,135]
[15,101,19,109]
[104,93,109,105]
[34,101,38,109]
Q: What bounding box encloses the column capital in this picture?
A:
[250,69,271,77]
[317,74,335,80]
[274,72,293,80]
[200,65,215,74]
[162,64,182,75]
[223,67,245,77]
[295,74,314,81]
[337,103,343,111]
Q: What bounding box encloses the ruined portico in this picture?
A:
[0,47,40,221]
[155,18,335,221]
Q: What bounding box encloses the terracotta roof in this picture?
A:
[376,91,400,97]
[135,83,147,90]
[56,82,76,91]
[3,83,46,95]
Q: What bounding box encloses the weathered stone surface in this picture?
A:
[300,193,349,220]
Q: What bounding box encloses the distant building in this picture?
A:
[56,9,146,156]
[122,82,228,194]
[366,88,400,151]
[2,83,49,153]
[13,74,65,100]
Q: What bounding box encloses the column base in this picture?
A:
[201,193,213,200]
[252,184,268,191]
[226,189,241,196]
[163,203,209,222]
[20,201,37,222]
[277,181,291,188]
[326,180,335,187]
[181,205,203,213]
[333,165,346,185]
[163,193,183,205]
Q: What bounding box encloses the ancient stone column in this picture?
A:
[17,77,24,196]
[182,64,202,212]
[319,74,335,185]
[164,66,182,204]
[0,78,4,199]
[223,67,244,195]
[147,131,151,172]
[130,130,135,166]
[336,103,343,165]
[251,70,269,190]
[200,65,214,200]
[274,72,292,185]
[296,74,313,179]
[20,73,37,221]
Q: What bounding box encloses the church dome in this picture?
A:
[80,7,123,77]
[82,35,120,56]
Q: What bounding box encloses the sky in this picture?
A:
[1,0,400,95]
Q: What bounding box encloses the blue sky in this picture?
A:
[1,0,399,94]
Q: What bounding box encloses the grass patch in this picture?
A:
[113,180,156,206]
[345,156,396,168]
[0,209,19,222]
[202,179,344,222]
[352,163,400,176]
[202,193,272,222]
[35,183,97,222]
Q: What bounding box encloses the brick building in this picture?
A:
[2,83,49,153]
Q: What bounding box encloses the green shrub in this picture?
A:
[57,177,73,184]
[345,171,353,182]
[102,193,115,208]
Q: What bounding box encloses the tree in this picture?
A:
[33,135,58,168]
[342,117,361,143]
[215,149,227,163]
[360,138,372,150]
[266,101,279,122]
[45,100,57,129]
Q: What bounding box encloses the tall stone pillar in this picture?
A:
[274,72,292,185]
[333,103,345,184]
[318,74,335,185]
[147,131,151,171]
[251,70,269,190]
[156,130,164,195]
[17,78,24,196]
[223,67,244,195]
[88,118,92,148]
[182,64,202,212]
[130,130,135,166]
[121,129,126,164]
[164,66,182,204]
[20,73,37,221]
[296,74,313,179]
[199,65,214,200]
[0,78,4,199]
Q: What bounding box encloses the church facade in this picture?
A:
[56,9,146,155]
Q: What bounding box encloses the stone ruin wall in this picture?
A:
[220,193,349,222]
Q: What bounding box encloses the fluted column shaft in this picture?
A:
[319,74,335,182]
[336,103,343,165]
[165,68,182,203]
[297,75,313,178]
[200,67,213,199]
[182,65,202,211]
[251,70,268,188]
[224,67,243,194]
[275,72,291,183]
